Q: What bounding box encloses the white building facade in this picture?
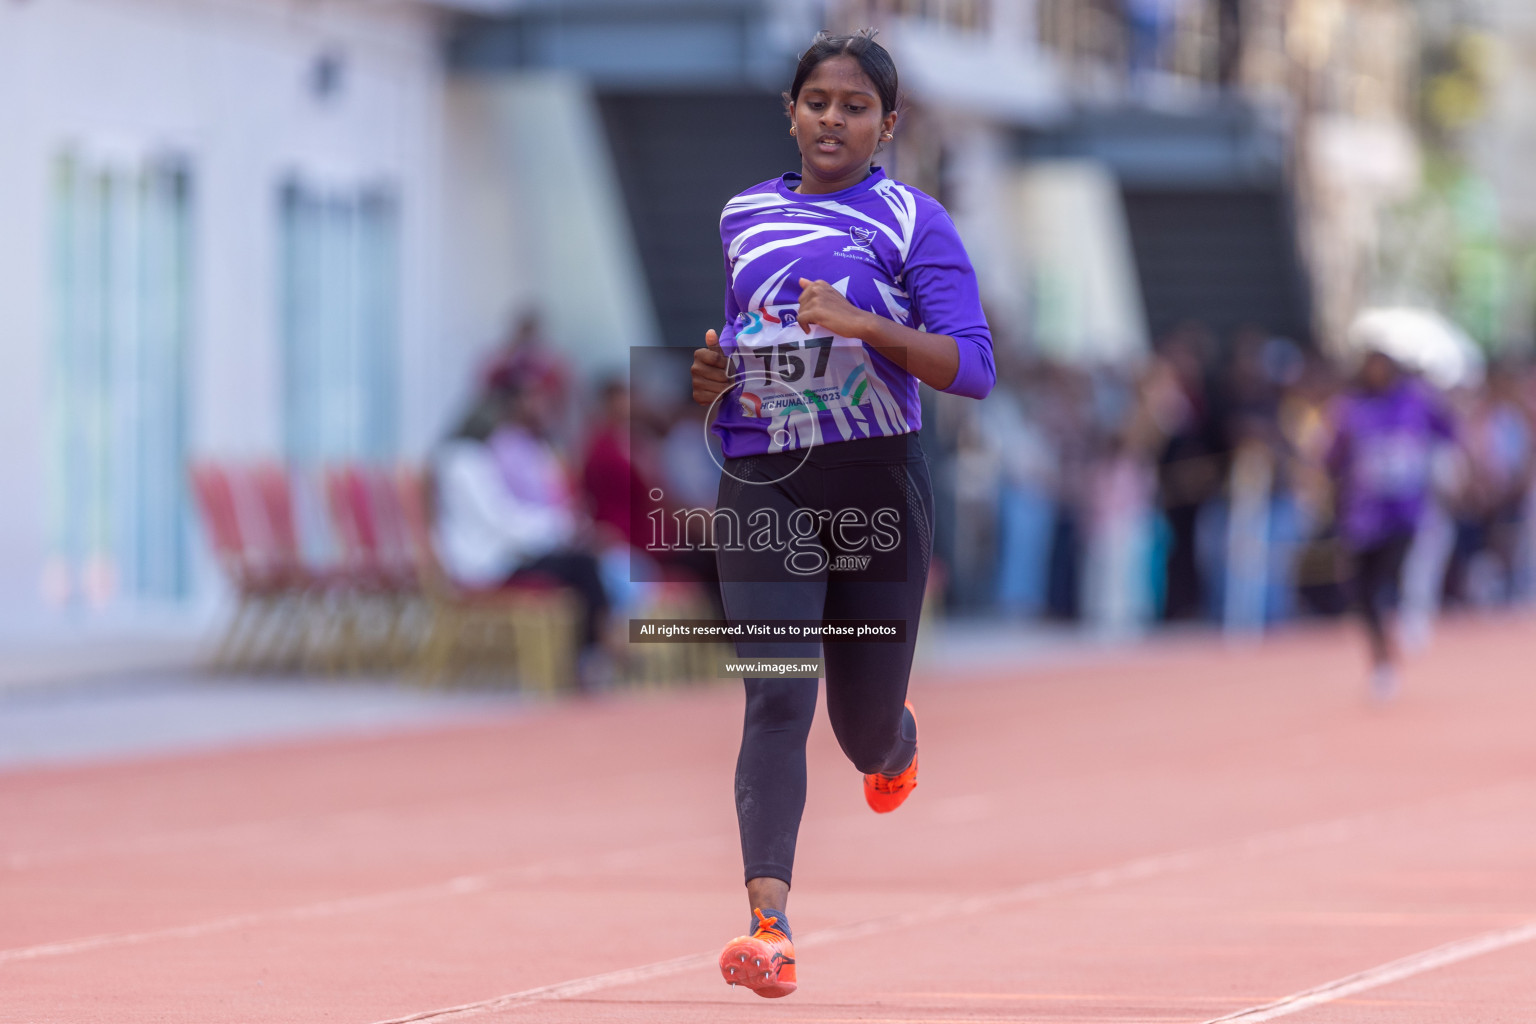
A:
[0,0,825,635]
[0,0,481,628]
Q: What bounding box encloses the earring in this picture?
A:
[789,126,797,136]
[882,132,893,140]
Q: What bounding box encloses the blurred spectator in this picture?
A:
[1082,428,1157,634]
[952,406,1002,611]
[1151,324,1225,621]
[1451,364,1534,604]
[649,398,724,603]
[1280,353,1349,617]
[481,311,574,445]
[581,377,652,549]
[1223,327,1285,450]
[1216,0,1243,90]
[434,388,611,686]
[658,400,724,513]
[577,376,666,617]
[434,397,570,588]
[1037,363,1097,620]
[487,375,571,513]
[1520,363,1536,601]
[1400,404,1467,651]
[578,380,720,603]
[1123,0,1188,86]
[1219,328,1306,627]
[986,361,1059,618]
[441,311,1536,651]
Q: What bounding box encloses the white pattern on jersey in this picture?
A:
[720,179,925,451]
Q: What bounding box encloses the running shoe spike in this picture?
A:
[717,907,796,997]
[864,700,919,813]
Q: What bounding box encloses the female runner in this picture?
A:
[689,30,995,997]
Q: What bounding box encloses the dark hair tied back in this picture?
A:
[785,28,900,117]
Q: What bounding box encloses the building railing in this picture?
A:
[831,0,1407,117]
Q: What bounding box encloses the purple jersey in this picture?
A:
[1326,379,1456,548]
[710,167,994,458]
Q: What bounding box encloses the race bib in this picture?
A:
[1356,431,1431,497]
[730,317,876,419]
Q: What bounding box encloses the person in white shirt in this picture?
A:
[432,393,610,683]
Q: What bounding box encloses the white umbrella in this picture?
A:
[1346,307,1486,390]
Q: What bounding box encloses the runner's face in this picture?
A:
[1362,351,1398,392]
[791,56,895,194]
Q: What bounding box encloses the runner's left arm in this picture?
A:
[691,230,746,410]
[792,206,994,399]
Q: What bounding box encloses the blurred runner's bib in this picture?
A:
[1355,431,1432,499]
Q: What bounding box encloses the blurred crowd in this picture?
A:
[434,312,1536,655]
[430,315,723,686]
[948,323,1536,637]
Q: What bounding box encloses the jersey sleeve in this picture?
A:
[721,220,742,329]
[1323,401,1351,478]
[903,206,995,400]
[1425,389,1456,442]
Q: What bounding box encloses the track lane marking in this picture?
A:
[2,778,1528,980]
[362,849,1263,1023]
[0,835,731,966]
[2,789,979,872]
[1200,920,1536,1022]
[3,805,428,871]
[1,771,691,871]
[359,783,1533,1024]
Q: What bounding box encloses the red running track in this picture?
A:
[4,615,1536,1023]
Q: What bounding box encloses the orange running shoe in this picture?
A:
[719,907,797,997]
[864,700,918,813]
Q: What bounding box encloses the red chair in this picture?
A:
[360,467,420,590]
[189,461,248,582]
[320,463,419,670]
[327,465,417,592]
[249,462,307,577]
[323,467,364,570]
[189,461,310,671]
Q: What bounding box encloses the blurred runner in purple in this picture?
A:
[1326,346,1456,700]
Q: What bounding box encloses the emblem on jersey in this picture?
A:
[838,225,880,265]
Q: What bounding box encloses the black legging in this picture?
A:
[1350,530,1413,666]
[715,432,933,886]
[510,549,608,650]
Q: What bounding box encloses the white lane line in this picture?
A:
[360,786,1529,1024]
[363,843,1284,1024]
[1201,921,1536,1023]
[368,952,720,1024]
[2,780,1526,975]
[0,836,729,966]
[0,878,489,966]
[4,806,409,871]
